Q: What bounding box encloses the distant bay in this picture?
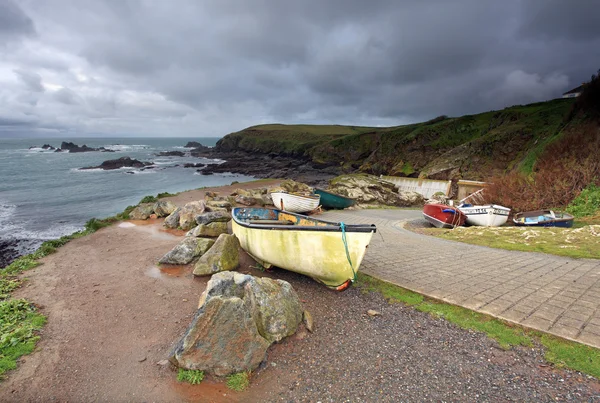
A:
[0,137,254,265]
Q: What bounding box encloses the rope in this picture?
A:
[340,222,357,283]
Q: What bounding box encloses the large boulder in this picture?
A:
[153,200,177,217]
[163,207,181,229]
[397,191,426,207]
[327,174,405,206]
[193,234,240,276]
[170,272,304,375]
[129,203,155,220]
[195,211,231,225]
[179,201,208,230]
[158,237,215,265]
[188,222,228,238]
[206,200,232,209]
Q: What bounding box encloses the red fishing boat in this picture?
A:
[422,203,467,229]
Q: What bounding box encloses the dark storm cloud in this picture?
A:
[0,0,35,44]
[1,0,600,137]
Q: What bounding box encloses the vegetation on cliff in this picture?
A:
[217,73,600,213]
[216,99,576,180]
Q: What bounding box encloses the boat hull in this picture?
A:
[270,192,320,213]
[232,207,376,289]
[313,188,356,209]
[513,210,574,228]
[422,204,466,228]
[458,204,510,227]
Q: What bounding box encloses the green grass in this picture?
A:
[177,368,205,385]
[420,224,600,260]
[358,273,600,378]
[541,334,600,378]
[0,299,47,378]
[226,371,250,391]
[567,184,600,218]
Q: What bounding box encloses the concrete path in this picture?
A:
[321,209,600,349]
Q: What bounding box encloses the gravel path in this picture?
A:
[255,269,600,402]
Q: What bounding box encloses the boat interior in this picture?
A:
[234,207,330,227]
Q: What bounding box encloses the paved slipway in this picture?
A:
[320,209,600,349]
[2,194,600,402]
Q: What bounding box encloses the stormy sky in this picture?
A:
[0,0,598,138]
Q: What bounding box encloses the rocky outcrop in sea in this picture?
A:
[80,156,153,170]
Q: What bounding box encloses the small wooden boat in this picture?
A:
[513,210,574,228]
[457,204,511,227]
[270,191,320,213]
[423,203,466,228]
[313,188,356,209]
[232,207,376,290]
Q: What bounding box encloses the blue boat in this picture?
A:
[513,210,574,228]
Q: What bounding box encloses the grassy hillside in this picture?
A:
[216,98,579,180]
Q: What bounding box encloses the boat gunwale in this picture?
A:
[232,207,377,233]
[269,191,321,200]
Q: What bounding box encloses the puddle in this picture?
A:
[118,222,136,228]
[145,265,187,279]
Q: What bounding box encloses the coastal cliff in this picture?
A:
[214,98,584,181]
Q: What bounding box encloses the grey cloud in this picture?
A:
[0,0,35,44]
[1,0,600,137]
[13,69,44,92]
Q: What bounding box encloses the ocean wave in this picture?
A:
[103,144,150,152]
[70,167,105,173]
[0,203,16,222]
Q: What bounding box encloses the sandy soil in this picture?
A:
[2,179,600,402]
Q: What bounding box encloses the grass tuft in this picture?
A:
[0,299,46,378]
[177,368,205,385]
[226,371,250,391]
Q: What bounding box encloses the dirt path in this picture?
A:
[2,180,600,402]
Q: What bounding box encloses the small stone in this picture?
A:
[156,359,170,366]
[303,310,315,332]
[138,356,147,362]
[367,309,381,317]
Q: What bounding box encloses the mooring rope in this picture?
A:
[340,222,357,283]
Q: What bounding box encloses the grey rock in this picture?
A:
[170,271,304,375]
[159,237,215,265]
[195,211,232,225]
[193,233,240,276]
[163,207,181,229]
[179,201,208,230]
[153,200,177,218]
[129,203,155,220]
[189,222,229,238]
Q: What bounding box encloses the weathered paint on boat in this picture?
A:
[231,207,376,289]
[313,188,356,209]
[513,210,574,228]
[457,204,510,227]
[270,192,320,213]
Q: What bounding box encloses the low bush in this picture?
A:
[567,184,600,217]
[484,123,600,212]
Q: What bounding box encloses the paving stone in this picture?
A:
[319,209,600,349]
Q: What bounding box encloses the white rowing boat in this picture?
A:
[457,204,510,227]
[270,191,320,213]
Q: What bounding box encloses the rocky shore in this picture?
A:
[196,150,342,187]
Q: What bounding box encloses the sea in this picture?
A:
[0,137,254,264]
